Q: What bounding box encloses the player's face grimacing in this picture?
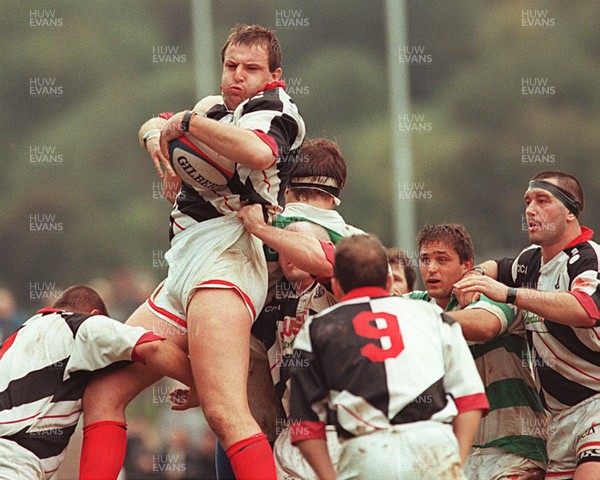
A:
[419,241,472,304]
[221,43,282,111]
[524,180,569,248]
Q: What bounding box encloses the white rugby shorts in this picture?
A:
[0,438,45,480]
[146,213,268,331]
[336,421,463,480]
[274,425,340,480]
[546,393,600,479]
[464,448,545,480]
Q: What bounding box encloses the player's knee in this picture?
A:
[203,402,244,439]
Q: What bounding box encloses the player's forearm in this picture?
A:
[139,117,167,150]
[192,94,222,114]
[136,341,194,387]
[450,273,595,326]
[187,114,276,170]
[252,223,333,278]
[513,289,596,327]
[452,409,483,464]
[296,439,336,480]
[473,261,498,279]
[446,309,501,343]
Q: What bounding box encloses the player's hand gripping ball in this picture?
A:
[168,133,235,193]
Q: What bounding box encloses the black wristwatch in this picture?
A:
[470,266,485,275]
[181,110,195,132]
[506,287,518,304]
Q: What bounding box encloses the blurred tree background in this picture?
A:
[2,0,600,309]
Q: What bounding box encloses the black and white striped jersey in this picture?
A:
[167,82,306,240]
[497,227,600,413]
[290,287,489,444]
[0,308,159,477]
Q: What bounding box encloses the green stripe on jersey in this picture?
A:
[470,333,528,361]
[486,378,546,413]
[475,435,547,464]
[273,215,343,243]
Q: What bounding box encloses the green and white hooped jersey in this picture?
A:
[407,291,548,465]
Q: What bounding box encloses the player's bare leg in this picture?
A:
[247,354,279,441]
[187,288,276,480]
[79,304,188,480]
[575,463,600,480]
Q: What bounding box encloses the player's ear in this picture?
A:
[89,309,100,315]
[271,67,282,81]
[386,267,394,293]
[566,211,577,223]
[385,267,394,292]
[464,258,474,271]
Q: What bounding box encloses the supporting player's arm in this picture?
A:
[446,309,502,343]
[441,313,489,463]
[133,338,199,410]
[454,275,597,327]
[296,439,336,480]
[448,296,514,343]
[133,339,193,388]
[513,288,595,327]
[238,204,334,278]
[452,409,484,464]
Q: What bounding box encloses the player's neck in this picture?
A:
[541,223,582,263]
[294,278,315,294]
[435,296,451,310]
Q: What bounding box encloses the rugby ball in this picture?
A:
[169,133,235,192]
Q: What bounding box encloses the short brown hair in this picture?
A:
[531,170,584,214]
[294,138,347,188]
[288,138,348,202]
[417,224,474,264]
[386,248,416,292]
[53,285,109,316]
[334,235,389,292]
[221,24,282,72]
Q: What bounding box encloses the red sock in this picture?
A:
[79,420,127,480]
[226,432,276,480]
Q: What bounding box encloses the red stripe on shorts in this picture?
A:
[197,280,257,320]
[147,298,188,329]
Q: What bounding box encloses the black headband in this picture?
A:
[528,180,582,217]
[288,182,341,198]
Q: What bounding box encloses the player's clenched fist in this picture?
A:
[169,386,200,411]
[159,110,188,160]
